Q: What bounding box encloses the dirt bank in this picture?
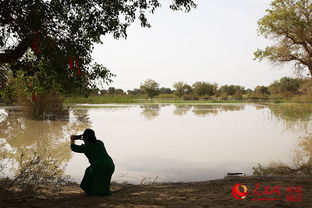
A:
[1,176,312,208]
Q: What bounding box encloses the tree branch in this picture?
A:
[0,37,32,64]
[284,31,312,55]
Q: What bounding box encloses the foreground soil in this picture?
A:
[1,176,312,208]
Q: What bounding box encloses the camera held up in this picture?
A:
[73,135,83,140]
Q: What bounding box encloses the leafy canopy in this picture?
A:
[0,0,196,95]
[254,0,312,76]
[192,81,216,97]
[140,79,159,99]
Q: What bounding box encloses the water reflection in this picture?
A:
[140,105,161,120]
[267,104,312,131]
[191,104,245,117]
[173,105,192,117]
[192,105,219,117]
[0,108,91,177]
[2,103,312,183]
[139,104,247,119]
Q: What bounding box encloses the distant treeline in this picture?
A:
[90,77,312,102]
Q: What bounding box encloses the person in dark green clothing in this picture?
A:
[70,128,115,196]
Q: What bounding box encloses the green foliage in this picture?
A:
[26,90,69,120]
[159,87,172,94]
[192,82,217,97]
[0,70,69,119]
[156,94,178,100]
[1,74,17,104]
[217,85,245,99]
[104,87,125,95]
[268,77,303,97]
[293,79,312,102]
[0,65,8,91]
[254,0,312,76]
[251,86,270,99]
[140,79,160,100]
[64,95,140,104]
[268,103,312,123]
[127,88,142,95]
[182,94,199,100]
[0,0,196,97]
[173,81,190,98]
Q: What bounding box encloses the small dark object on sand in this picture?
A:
[227,173,244,176]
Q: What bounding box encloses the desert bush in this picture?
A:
[253,136,312,176]
[0,151,70,200]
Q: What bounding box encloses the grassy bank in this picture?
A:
[64,95,142,104]
[64,95,296,104]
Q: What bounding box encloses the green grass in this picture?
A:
[64,95,142,104]
[64,94,286,104]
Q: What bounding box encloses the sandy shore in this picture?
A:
[1,176,312,208]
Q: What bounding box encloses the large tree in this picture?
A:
[0,0,196,95]
[254,0,312,76]
[173,81,188,99]
[192,81,216,97]
[140,79,159,100]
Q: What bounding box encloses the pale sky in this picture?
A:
[92,0,304,91]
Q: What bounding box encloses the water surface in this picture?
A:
[0,103,311,183]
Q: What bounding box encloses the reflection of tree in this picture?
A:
[267,104,312,131]
[173,105,192,117]
[192,105,218,117]
[191,104,245,117]
[219,105,245,112]
[253,136,312,176]
[140,105,160,120]
[0,108,91,176]
[255,104,266,110]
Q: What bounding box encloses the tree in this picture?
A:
[0,0,196,97]
[107,87,124,95]
[217,85,245,99]
[173,81,188,99]
[253,86,270,99]
[159,87,172,94]
[127,88,141,95]
[268,77,303,97]
[140,79,159,100]
[192,82,217,97]
[254,0,312,76]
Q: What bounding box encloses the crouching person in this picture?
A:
[70,129,115,196]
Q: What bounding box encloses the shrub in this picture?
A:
[0,151,70,200]
[26,90,69,120]
[182,94,199,100]
[156,94,178,100]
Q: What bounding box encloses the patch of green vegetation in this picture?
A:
[64,95,142,104]
[62,94,303,104]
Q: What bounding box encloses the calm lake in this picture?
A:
[1,103,311,183]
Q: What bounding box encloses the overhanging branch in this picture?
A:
[0,37,32,64]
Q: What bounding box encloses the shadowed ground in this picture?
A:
[1,176,312,208]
